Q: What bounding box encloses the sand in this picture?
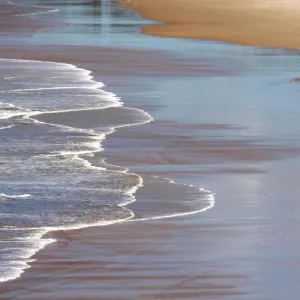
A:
[121,0,300,49]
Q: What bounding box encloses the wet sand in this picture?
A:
[2,0,300,299]
[121,0,300,49]
[1,219,250,299]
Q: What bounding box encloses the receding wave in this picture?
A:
[0,193,31,199]
[0,58,215,283]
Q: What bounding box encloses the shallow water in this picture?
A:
[0,58,213,282]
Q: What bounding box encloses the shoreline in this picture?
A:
[120,0,300,50]
[0,2,217,285]
[2,0,300,299]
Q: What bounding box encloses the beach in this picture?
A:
[1,0,300,299]
[121,0,300,49]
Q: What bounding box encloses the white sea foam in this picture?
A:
[127,176,215,222]
[4,0,59,17]
[15,7,59,17]
[0,101,32,119]
[2,77,15,80]
[0,208,135,283]
[0,229,55,283]
[130,192,215,222]
[0,57,151,283]
[0,124,14,130]
[98,159,129,173]
[0,193,31,199]
[5,85,104,92]
[0,57,215,285]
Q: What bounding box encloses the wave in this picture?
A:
[0,58,215,284]
[0,58,151,283]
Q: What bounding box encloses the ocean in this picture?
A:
[0,4,214,282]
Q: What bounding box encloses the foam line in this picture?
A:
[0,193,31,199]
[5,1,59,17]
[0,57,151,283]
[129,194,215,222]
[0,124,14,130]
[0,56,215,284]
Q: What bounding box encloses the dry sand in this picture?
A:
[121,0,300,49]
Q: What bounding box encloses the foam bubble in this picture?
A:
[0,193,31,199]
[0,124,14,130]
